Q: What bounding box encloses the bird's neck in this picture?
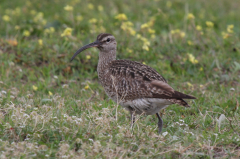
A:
[98,50,116,72]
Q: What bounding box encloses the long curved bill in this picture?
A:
[70,41,100,61]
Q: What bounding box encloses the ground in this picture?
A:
[0,0,240,158]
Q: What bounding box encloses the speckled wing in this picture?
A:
[106,60,195,106]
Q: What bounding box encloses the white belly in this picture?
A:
[119,98,173,115]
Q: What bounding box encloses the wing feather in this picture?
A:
[106,60,196,102]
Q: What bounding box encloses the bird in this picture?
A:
[71,33,196,134]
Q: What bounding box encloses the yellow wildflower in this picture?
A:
[227,24,234,33]
[142,62,146,65]
[64,5,73,11]
[44,28,50,34]
[33,12,46,25]
[49,27,55,33]
[142,44,149,51]
[188,53,198,64]
[127,48,133,53]
[61,27,72,37]
[187,13,195,20]
[136,34,142,39]
[140,37,149,44]
[30,10,36,15]
[99,26,106,33]
[206,21,214,27]
[23,30,30,37]
[187,82,193,88]
[170,29,180,34]
[120,21,135,35]
[187,40,193,45]
[88,3,94,10]
[221,32,229,39]
[151,34,156,39]
[44,27,55,34]
[34,12,43,21]
[199,67,203,71]
[38,39,43,46]
[144,41,151,46]
[98,5,103,11]
[124,21,133,27]
[14,7,21,15]
[141,23,149,29]
[3,15,10,22]
[86,55,91,60]
[42,20,47,26]
[115,13,128,21]
[15,25,20,30]
[196,25,202,31]
[32,85,38,91]
[49,91,53,96]
[171,29,185,38]
[180,31,185,38]
[148,17,155,27]
[89,18,97,24]
[128,28,136,36]
[121,24,129,31]
[76,15,83,21]
[84,85,89,90]
[148,28,155,34]
[170,30,175,34]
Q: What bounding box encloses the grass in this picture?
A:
[0,0,240,158]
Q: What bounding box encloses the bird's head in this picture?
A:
[71,33,117,61]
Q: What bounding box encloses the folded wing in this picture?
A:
[106,60,196,106]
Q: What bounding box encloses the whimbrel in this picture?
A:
[71,33,196,134]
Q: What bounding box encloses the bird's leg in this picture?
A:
[130,111,135,129]
[156,113,163,134]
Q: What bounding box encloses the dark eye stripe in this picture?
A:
[97,33,112,41]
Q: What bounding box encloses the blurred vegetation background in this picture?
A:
[0,0,239,158]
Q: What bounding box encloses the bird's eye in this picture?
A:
[106,38,111,42]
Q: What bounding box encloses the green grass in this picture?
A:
[0,0,240,158]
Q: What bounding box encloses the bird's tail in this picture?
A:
[173,91,196,99]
